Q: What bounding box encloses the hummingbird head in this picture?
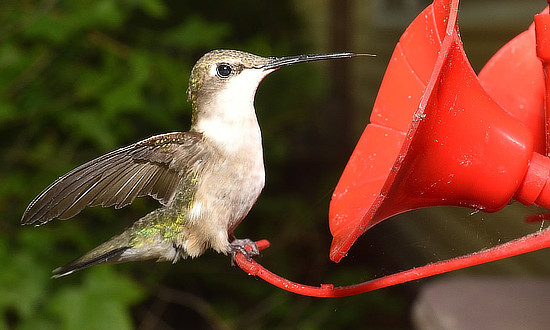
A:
[187,50,271,118]
[187,49,364,126]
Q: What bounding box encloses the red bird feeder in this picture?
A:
[235,0,550,296]
[329,0,550,263]
[478,20,546,154]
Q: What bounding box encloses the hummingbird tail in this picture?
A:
[51,246,130,278]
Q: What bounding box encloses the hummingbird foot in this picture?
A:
[229,238,259,265]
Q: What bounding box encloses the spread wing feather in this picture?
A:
[22,131,209,226]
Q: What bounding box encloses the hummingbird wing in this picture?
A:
[21,131,210,226]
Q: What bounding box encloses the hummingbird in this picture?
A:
[21,49,365,278]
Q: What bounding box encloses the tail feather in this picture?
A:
[51,246,130,278]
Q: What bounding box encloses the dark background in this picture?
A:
[1,0,549,329]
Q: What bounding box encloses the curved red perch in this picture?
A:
[236,227,550,297]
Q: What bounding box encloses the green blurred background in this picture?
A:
[1,0,549,329]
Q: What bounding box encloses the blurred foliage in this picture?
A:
[4,0,550,329]
[0,0,409,329]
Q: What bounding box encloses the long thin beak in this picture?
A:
[257,52,374,70]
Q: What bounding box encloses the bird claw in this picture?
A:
[230,238,260,265]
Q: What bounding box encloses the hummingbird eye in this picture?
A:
[216,63,233,78]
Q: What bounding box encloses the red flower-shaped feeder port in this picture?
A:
[235,0,550,297]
